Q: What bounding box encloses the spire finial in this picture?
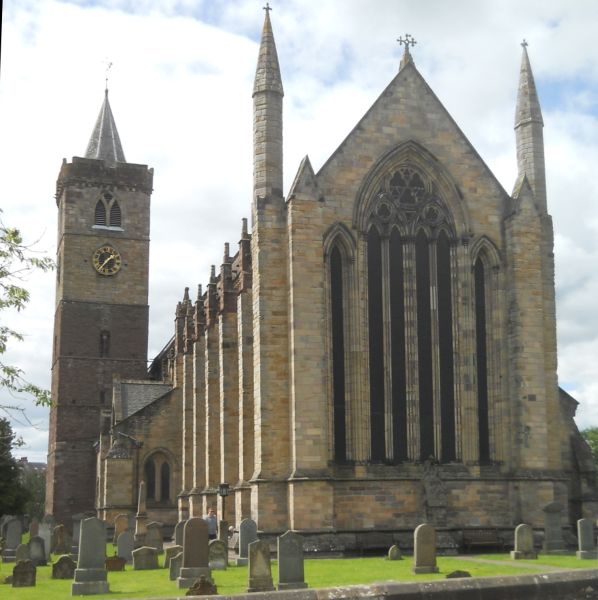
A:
[104,60,113,93]
[263,2,272,14]
[397,34,417,70]
[521,39,528,49]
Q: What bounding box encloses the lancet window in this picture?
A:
[144,451,172,503]
[94,191,122,228]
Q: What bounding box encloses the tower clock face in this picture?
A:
[92,245,122,276]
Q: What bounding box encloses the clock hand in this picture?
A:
[99,254,116,270]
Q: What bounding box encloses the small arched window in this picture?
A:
[94,192,123,229]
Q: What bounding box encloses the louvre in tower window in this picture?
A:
[109,201,122,227]
[94,200,107,226]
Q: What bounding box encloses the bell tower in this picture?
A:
[45,89,153,526]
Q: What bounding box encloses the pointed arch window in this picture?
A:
[144,458,156,500]
[93,192,123,229]
[109,201,122,228]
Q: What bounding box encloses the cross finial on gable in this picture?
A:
[397,33,417,70]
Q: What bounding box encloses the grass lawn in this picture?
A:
[3,552,595,600]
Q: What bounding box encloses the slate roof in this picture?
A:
[85,89,126,163]
[114,381,172,423]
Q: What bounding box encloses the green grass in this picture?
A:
[1,553,595,600]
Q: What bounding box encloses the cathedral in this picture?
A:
[46,11,597,549]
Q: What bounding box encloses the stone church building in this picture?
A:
[46,11,597,548]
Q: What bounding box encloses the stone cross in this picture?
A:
[71,517,109,595]
[277,531,307,590]
[412,523,439,574]
[248,539,275,592]
[510,523,537,560]
[397,33,417,51]
[177,517,212,589]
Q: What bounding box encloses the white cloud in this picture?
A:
[1,0,597,461]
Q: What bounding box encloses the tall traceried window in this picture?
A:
[94,191,123,229]
[144,451,172,503]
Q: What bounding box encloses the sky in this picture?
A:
[1,0,598,463]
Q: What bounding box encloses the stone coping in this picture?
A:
[114,569,598,600]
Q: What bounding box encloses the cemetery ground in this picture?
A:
[1,548,596,600]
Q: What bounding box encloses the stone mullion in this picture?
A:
[344,254,358,461]
[402,237,419,461]
[487,265,503,463]
[380,234,393,459]
[355,233,371,462]
[428,239,441,459]
[448,241,463,460]
[460,241,478,463]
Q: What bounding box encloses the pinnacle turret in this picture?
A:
[85,89,126,164]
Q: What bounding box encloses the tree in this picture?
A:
[0,417,31,516]
[0,209,54,420]
[581,427,598,469]
[21,464,46,520]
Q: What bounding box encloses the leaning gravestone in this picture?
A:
[71,517,109,595]
[2,518,22,562]
[510,523,537,560]
[117,531,135,563]
[237,518,257,566]
[277,530,307,590]
[209,539,227,570]
[177,517,212,589]
[15,543,30,562]
[28,535,47,566]
[52,555,76,579]
[542,502,566,553]
[412,523,439,574]
[145,522,163,553]
[247,539,274,592]
[12,559,36,587]
[132,546,159,570]
[576,518,597,559]
[388,544,402,560]
[169,551,183,581]
[173,520,186,546]
[164,544,183,570]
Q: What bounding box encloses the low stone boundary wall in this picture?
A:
[175,569,598,600]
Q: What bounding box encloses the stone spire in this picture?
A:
[253,4,284,200]
[85,89,126,164]
[514,41,546,212]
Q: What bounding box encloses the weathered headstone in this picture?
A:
[164,544,183,570]
[576,518,597,560]
[542,502,566,553]
[105,555,126,571]
[388,544,402,560]
[186,574,217,596]
[510,523,537,560]
[53,524,70,555]
[173,520,186,546]
[209,539,227,570]
[38,519,53,561]
[132,546,159,570]
[277,530,307,590]
[71,516,109,595]
[145,522,163,553]
[28,535,47,566]
[29,518,39,538]
[52,555,76,579]
[117,531,134,563]
[412,523,439,574]
[15,543,30,562]
[12,559,36,587]
[112,514,129,544]
[1,518,22,562]
[236,518,257,566]
[247,539,274,592]
[169,551,183,581]
[177,517,212,589]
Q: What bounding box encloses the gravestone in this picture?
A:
[28,535,47,566]
[71,516,109,595]
[38,519,53,561]
[2,518,22,562]
[510,523,537,559]
[542,502,566,553]
[132,546,159,570]
[117,531,134,563]
[576,518,597,559]
[247,539,274,592]
[164,544,183,570]
[15,543,30,562]
[53,524,70,555]
[105,555,126,571]
[173,520,186,546]
[412,523,439,574]
[277,530,307,590]
[169,551,183,581]
[12,559,36,587]
[177,517,212,589]
[29,518,39,538]
[186,575,217,596]
[388,544,402,560]
[145,522,163,553]
[209,539,227,570]
[52,555,76,579]
[237,518,257,566]
[112,514,131,544]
